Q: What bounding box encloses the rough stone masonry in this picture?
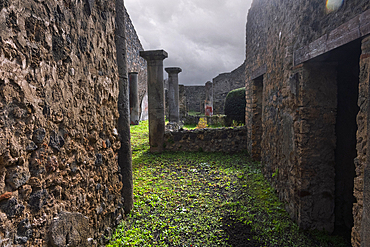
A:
[0,0,137,246]
[245,0,370,245]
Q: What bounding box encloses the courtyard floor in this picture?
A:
[107,121,349,247]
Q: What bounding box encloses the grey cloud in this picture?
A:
[125,0,252,85]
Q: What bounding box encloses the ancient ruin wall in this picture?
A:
[0,0,126,245]
[213,62,245,115]
[245,0,370,244]
[125,7,147,117]
[164,127,247,153]
[185,86,206,113]
[179,84,186,119]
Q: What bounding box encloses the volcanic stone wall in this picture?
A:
[185,86,206,113]
[164,126,247,153]
[213,62,245,115]
[245,0,370,245]
[0,0,126,246]
[179,85,186,119]
[125,7,147,117]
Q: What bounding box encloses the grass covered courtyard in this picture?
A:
[107,121,347,247]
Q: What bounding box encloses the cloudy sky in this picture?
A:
[125,0,252,85]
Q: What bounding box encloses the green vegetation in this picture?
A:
[108,120,348,246]
[224,87,246,126]
[187,111,202,116]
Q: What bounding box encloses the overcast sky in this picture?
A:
[125,0,252,86]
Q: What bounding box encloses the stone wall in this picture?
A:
[213,62,245,115]
[0,0,129,246]
[182,115,226,127]
[179,85,186,119]
[185,86,205,113]
[164,127,247,153]
[125,7,147,119]
[245,0,370,245]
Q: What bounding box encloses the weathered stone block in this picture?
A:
[49,212,89,247]
[6,166,30,189]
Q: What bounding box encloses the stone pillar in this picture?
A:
[165,67,182,123]
[115,0,133,213]
[129,72,140,125]
[205,81,213,116]
[139,50,168,153]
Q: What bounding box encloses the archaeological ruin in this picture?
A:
[213,62,246,115]
[0,0,146,245]
[2,0,370,246]
[244,0,370,245]
[165,67,182,123]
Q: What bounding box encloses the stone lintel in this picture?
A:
[140,50,168,61]
[165,67,182,74]
[251,64,267,80]
[360,9,370,37]
[294,10,370,66]
[128,71,138,75]
[326,15,360,51]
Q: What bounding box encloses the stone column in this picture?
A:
[205,81,213,116]
[165,67,182,123]
[139,50,168,153]
[129,72,140,125]
[115,0,133,213]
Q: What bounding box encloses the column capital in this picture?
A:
[165,67,182,74]
[140,50,168,61]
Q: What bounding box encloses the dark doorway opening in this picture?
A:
[317,39,361,240]
[309,38,361,241]
[333,39,361,241]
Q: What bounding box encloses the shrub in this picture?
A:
[224,87,246,126]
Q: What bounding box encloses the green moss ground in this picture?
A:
[107,121,348,247]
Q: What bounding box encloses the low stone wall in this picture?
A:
[183,115,226,126]
[164,127,248,153]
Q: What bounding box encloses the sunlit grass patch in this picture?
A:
[108,120,348,247]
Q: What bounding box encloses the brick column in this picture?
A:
[140,50,168,153]
[165,67,182,123]
[129,72,140,125]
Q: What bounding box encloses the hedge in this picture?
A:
[224,87,246,126]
